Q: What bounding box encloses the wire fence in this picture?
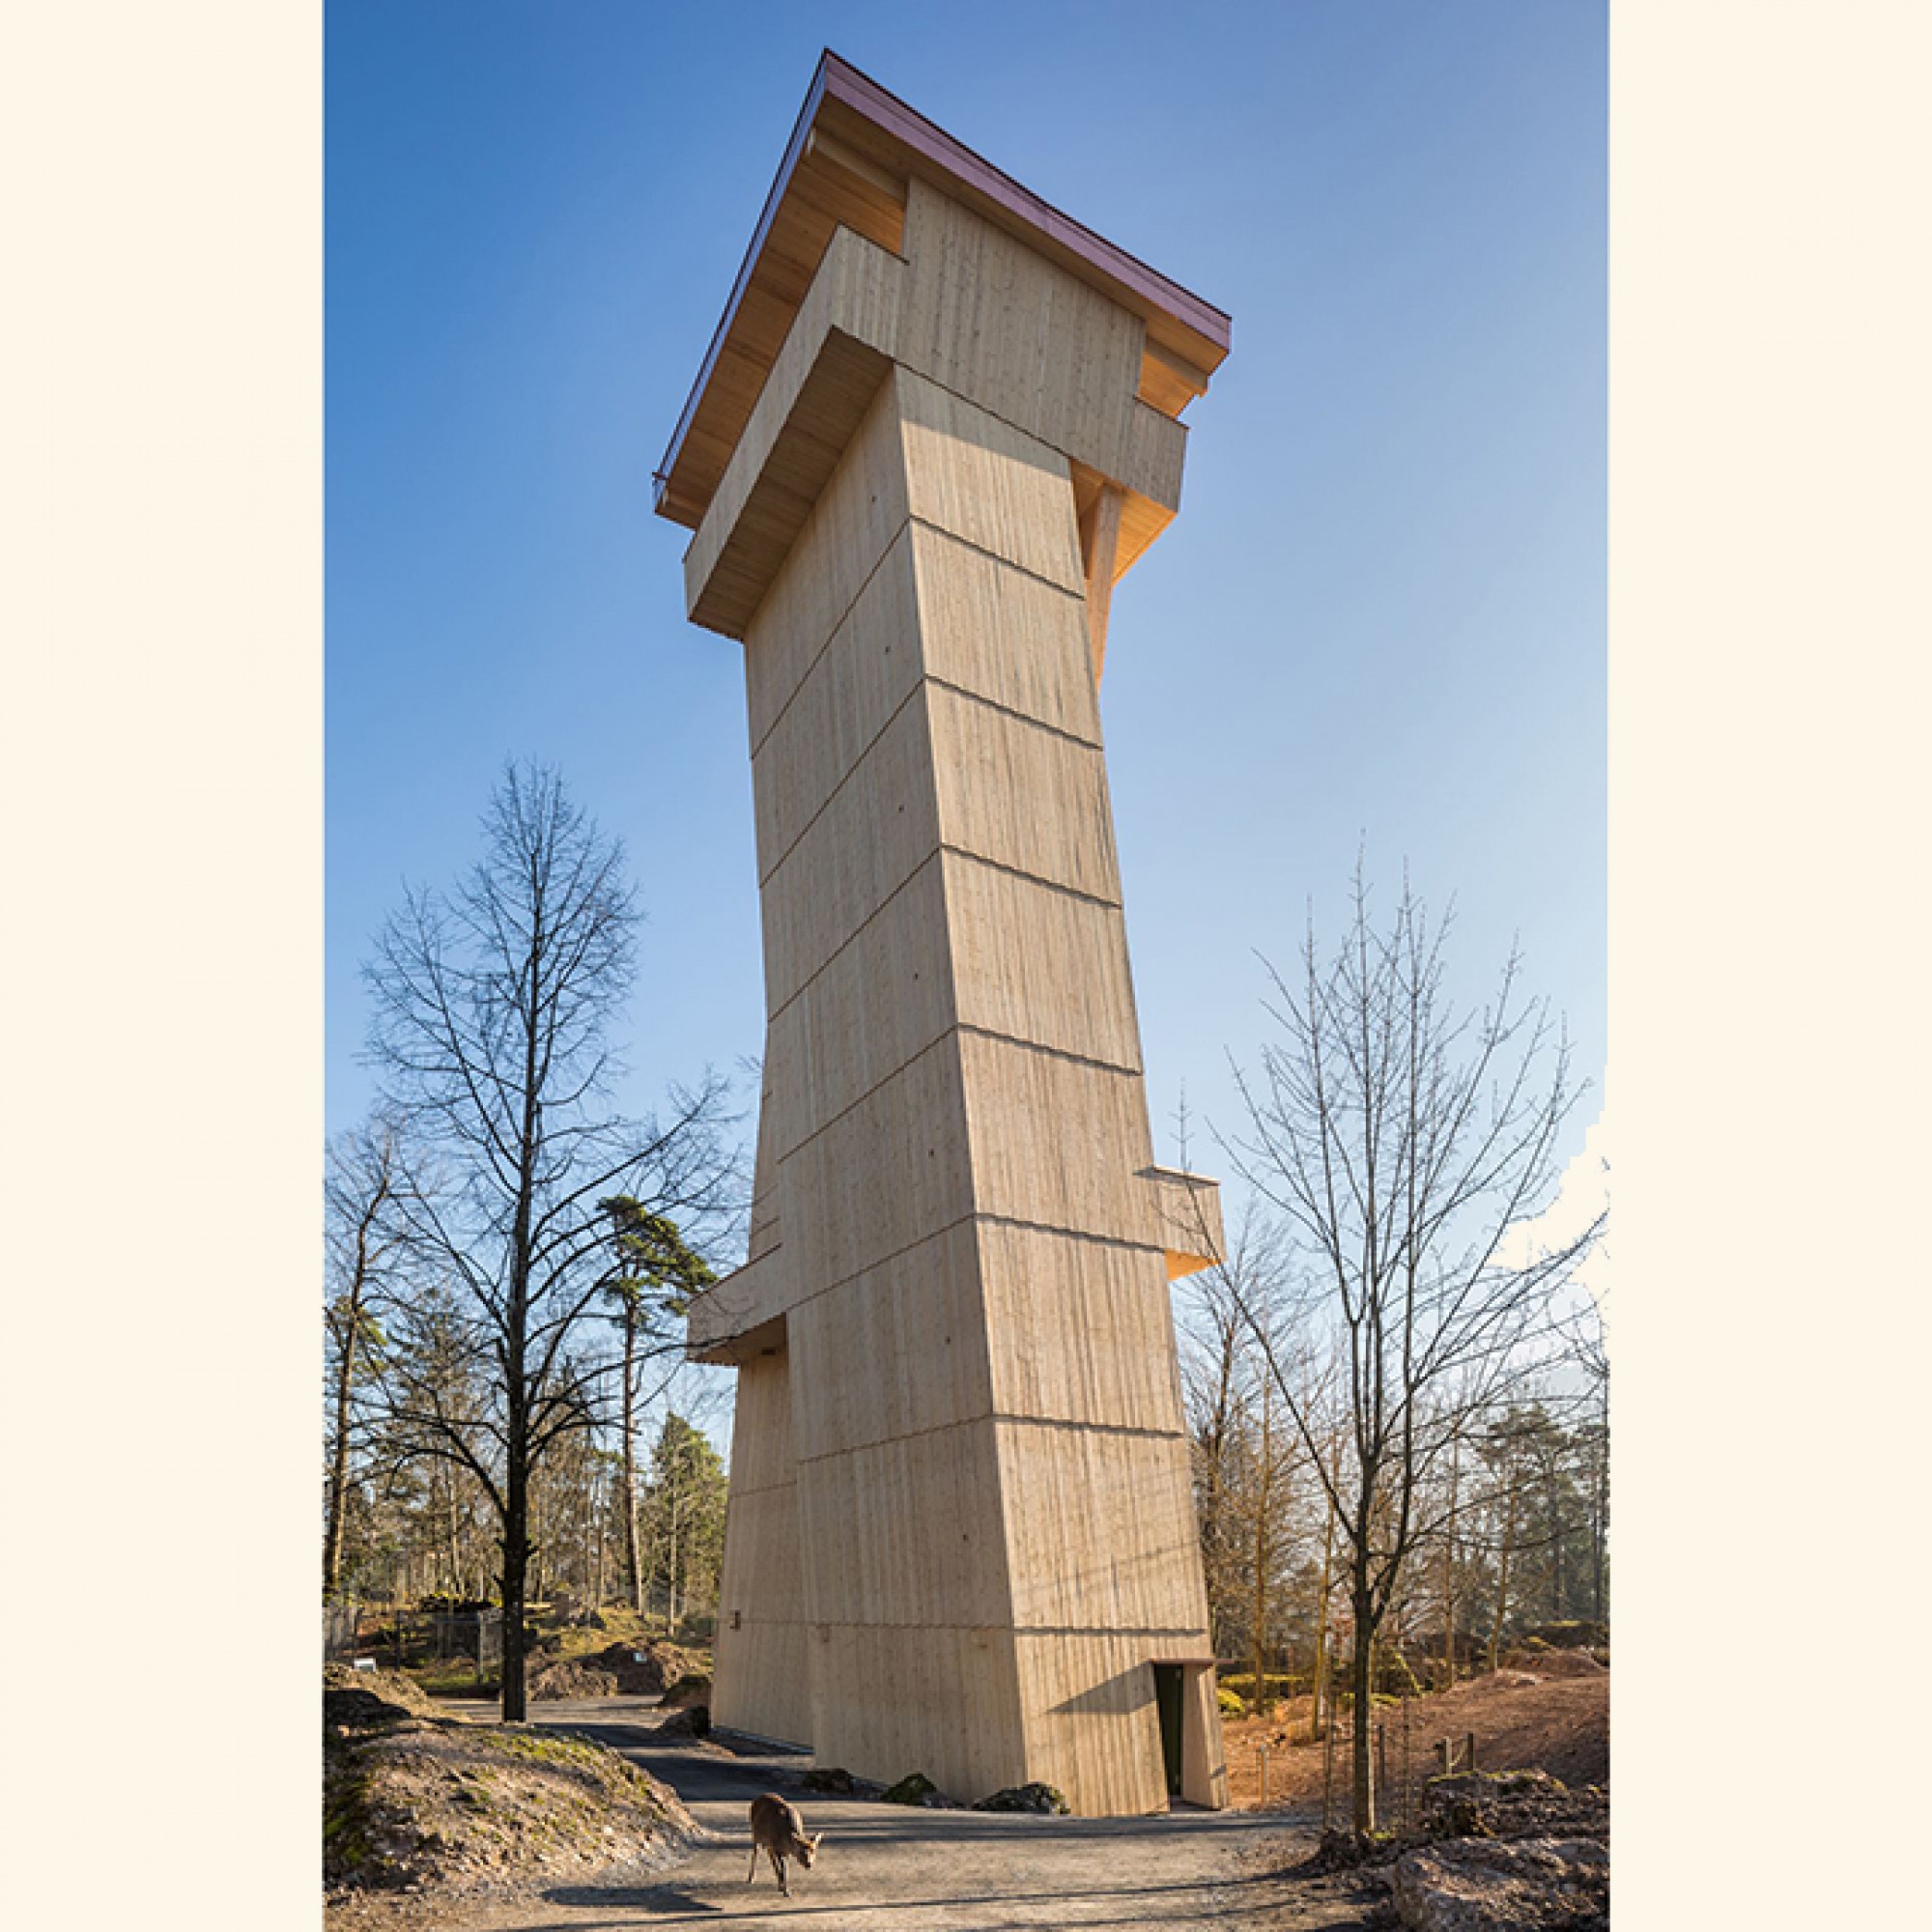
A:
[1302,1695,1478,1834]
[324,1602,501,1677]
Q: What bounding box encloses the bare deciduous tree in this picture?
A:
[363,763,735,1720]
[324,1117,404,1602]
[1225,869,1601,1833]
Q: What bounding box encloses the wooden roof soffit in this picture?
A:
[655,50,1232,534]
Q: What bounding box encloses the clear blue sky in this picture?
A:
[327,0,1606,1214]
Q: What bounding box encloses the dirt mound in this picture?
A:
[527,1659,619,1700]
[1500,1646,1605,1679]
[324,1692,695,1898]
[582,1638,706,1694]
[324,1664,447,1723]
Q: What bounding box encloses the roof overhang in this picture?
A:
[653,50,1232,532]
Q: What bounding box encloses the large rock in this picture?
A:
[1392,1835,1607,1931]
[973,1781,1069,1815]
[881,1773,947,1806]
[656,1702,711,1738]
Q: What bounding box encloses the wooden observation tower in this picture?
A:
[655,52,1233,1815]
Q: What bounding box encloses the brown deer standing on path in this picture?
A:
[747,1792,824,1896]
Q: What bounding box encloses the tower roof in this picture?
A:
[653,51,1232,531]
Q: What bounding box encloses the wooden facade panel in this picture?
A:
[943,852,1142,1072]
[757,695,942,1013]
[907,523,1100,743]
[711,1613,813,1749]
[784,1224,994,1465]
[714,1352,811,1749]
[762,858,957,1166]
[927,685,1121,902]
[717,1478,806,1624]
[810,1623,1029,1804]
[752,526,924,877]
[956,1032,1156,1240]
[725,1349,797,1497]
[978,1222,1185,1433]
[744,371,913,753]
[1122,396,1186,517]
[897,372,1084,594]
[795,1416,1010,1631]
[995,1421,1208,1636]
[747,1061,781,1261]
[898,181,1146,491]
[776,1033,975,1293]
[1009,1632,1173,1816]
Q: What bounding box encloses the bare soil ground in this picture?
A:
[327,1699,1382,1931]
[1222,1665,1609,1816]
[326,1666,1607,1930]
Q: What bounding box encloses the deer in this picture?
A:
[747,1791,824,1897]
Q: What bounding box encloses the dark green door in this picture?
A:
[1152,1663,1184,1798]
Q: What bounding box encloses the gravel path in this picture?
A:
[327,1697,1380,1931]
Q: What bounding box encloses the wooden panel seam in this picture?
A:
[802,1621,1207,1636]
[906,514,1095,619]
[925,673,1102,754]
[793,1409,1189,1471]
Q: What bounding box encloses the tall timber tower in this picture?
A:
[654,53,1233,1815]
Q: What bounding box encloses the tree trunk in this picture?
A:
[1441,1435,1460,1690]
[1312,1462,1336,1742]
[667,1494,681,1638]
[1251,1378,1273,1718]
[501,1442,530,1722]
[324,1323,357,1601]
[621,1311,643,1613]
[592,1460,607,1609]
[1590,1411,1607,1626]
[1490,1479,1517,1673]
[1350,1576,1377,1834]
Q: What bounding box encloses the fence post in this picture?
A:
[1402,1695,1411,1833]
[1466,1730,1478,1774]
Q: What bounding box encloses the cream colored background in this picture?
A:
[1,2,1924,1924]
